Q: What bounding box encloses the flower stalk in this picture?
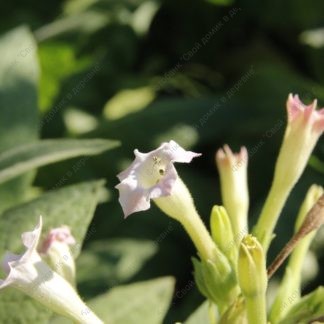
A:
[253,94,324,251]
[155,177,216,261]
[267,192,324,279]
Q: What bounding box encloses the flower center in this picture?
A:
[138,155,167,188]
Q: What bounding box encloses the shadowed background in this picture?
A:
[0,0,323,322]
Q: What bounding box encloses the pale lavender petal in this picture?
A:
[162,140,201,163]
[2,252,21,274]
[116,177,151,217]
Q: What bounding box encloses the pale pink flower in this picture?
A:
[116,140,201,217]
[287,94,324,133]
[40,226,76,254]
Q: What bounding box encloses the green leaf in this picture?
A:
[185,301,213,324]
[0,26,39,212]
[278,287,324,324]
[205,0,233,6]
[89,277,175,324]
[0,180,106,323]
[77,239,158,298]
[0,138,120,185]
[38,41,91,112]
[103,86,156,120]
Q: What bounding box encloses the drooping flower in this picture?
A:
[215,145,249,240]
[0,217,103,324]
[40,226,76,285]
[116,140,201,217]
[254,94,324,251]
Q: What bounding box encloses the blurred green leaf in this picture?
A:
[300,28,324,48]
[34,12,109,42]
[88,277,175,323]
[77,239,158,298]
[0,180,107,257]
[103,86,156,120]
[309,155,324,175]
[64,108,98,135]
[0,180,106,323]
[0,139,120,185]
[205,0,234,6]
[185,301,210,324]
[38,42,91,111]
[0,26,39,213]
[131,1,160,36]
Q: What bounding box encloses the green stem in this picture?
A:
[253,180,290,252]
[154,178,216,261]
[208,301,218,324]
[181,210,216,261]
[245,293,267,324]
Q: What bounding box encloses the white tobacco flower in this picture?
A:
[116,140,201,218]
[0,217,103,324]
[116,141,217,261]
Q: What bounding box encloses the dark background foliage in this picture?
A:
[0,0,323,322]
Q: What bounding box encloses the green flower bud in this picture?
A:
[215,145,249,241]
[219,296,247,324]
[210,205,237,267]
[238,235,267,297]
[238,235,267,324]
[192,246,238,313]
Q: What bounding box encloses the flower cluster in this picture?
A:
[1,94,323,324]
[115,94,324,323]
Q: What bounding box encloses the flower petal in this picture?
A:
[161,140,201,163]
[0,277,13,289]
[21,216,42,261]
[116,177,151,217]
[2,252,21,274]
